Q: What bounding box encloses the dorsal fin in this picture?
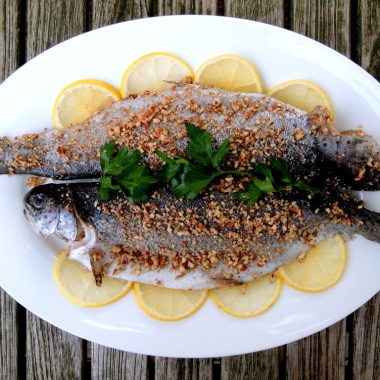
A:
[308,106,337,134]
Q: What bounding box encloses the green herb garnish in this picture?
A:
[238,157,320,203]
[99,140,157,202]
[156,122,250,200]
[98,124,320,203]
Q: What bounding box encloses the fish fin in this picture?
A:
[210,276,245,287]
[162,79,193,86]
[90,248,105,287]
[309,106,337,134]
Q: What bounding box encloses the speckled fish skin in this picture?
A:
[23,183,380,289]
[1,85,380,189]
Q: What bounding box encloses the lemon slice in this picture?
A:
[52,79,121,130]
[210,275,282,318]
[194,54,263,93]
[120,52,194,97]
[53,251,131,307]
[267,79,333,117]
[133,283,208,321]
[278,235,347,293]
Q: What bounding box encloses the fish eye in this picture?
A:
[30,194,45,210]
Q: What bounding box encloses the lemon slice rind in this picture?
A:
[120,52,194,97]
[52,79,121,130]
[278,235,347,293]
[53,250,132,308]
[267,79,334,119]
[210,275,282,318]
[194,54,263,93]
[133,283,208,321]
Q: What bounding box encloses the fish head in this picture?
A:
[23,184,78,241]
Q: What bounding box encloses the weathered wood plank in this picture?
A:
[26,0,86,59]
[0,289,20,380]
[358,0,380,78]
[286,1,351,378]
[351,2,380,379]
[224,0,284,26]
[91,346,149,380]
[92,0,152,29]
[220,3,282,380]
[286,322,347,380]
[351,294,380,380]
[155,358,213,380]
[25,1,86,379]
[0,2,21,379]
[158,0,217,15]
[26,314,84,380]
[291,0,350,56]
[221,350,279,380]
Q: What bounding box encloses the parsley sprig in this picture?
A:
[237,157,320,204]
[98,123,320,203]
[99,140,157,202]
[156,123,249,200]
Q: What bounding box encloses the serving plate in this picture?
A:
[0,16,379,358]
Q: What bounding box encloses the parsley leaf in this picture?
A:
[104,148,142,176]
[155,124,233,199]
[293,179,321,197]
[186,122,215,167]
[185,122,230,169]
[269,157,292,185]
[155,151,183,183]
[212,138,230,168]
[253,178,276,192]
[98,142,157,203]
[100,140,116,171]
[237,183,264,204]
[172,166,220,200]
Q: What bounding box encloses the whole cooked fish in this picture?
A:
[2,85,380,189]
[23,182,380,289]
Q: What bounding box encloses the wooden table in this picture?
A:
[1,1,379,379]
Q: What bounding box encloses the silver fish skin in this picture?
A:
[2,85,380,190]
[23,183,380,289]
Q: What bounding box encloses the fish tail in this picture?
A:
[0,137,11,174]
[352,206,380,244]
[319,133,380,190]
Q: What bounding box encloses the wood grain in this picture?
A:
[224,0,284,26]
[0,290,20,380]
[26,314,84,380]
[351,294,380,379]
[24,1,86,379]
[26,0,86,59]
[0,1,21,380]
[286,322,347,380]
[155,358,213,380]
[92,0,152,29]
[358,0,380,78]
[157,0,217,15]
[91,346,149,380]
[291,0,350,56]
[221,350,279,380]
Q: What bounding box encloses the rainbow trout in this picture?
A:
[23,182,380,289]
[1,85,380,189]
